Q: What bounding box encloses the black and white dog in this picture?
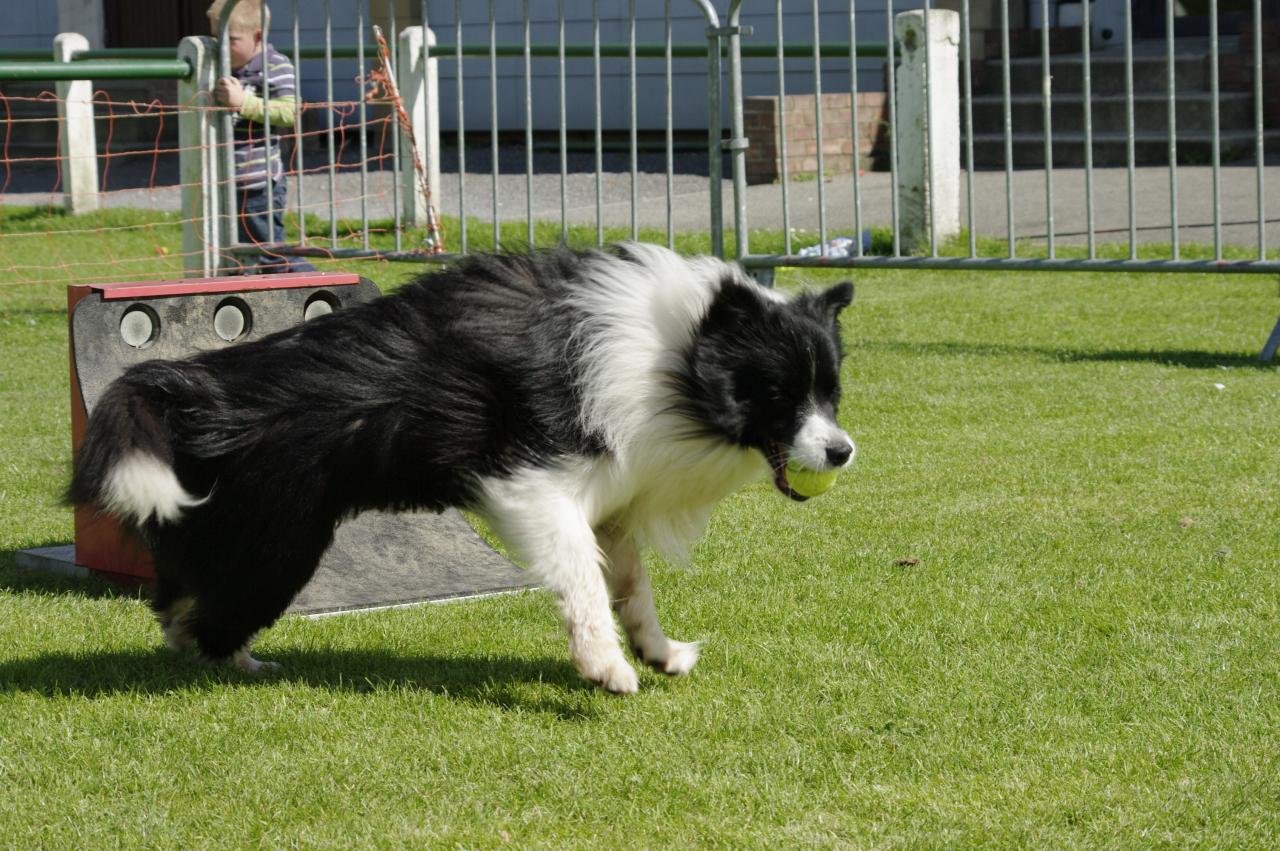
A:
[69,243,855,693]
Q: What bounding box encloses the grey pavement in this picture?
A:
[3,152,1277,252]
[745,165,1280,251]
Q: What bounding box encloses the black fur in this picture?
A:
[670,276,852,450]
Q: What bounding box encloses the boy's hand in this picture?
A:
[214,76,245,109]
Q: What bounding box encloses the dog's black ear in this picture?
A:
[821,281,854,318]
[707,278,764,325]
[799,281,853,327]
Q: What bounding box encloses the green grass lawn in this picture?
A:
[1,207,1278,846]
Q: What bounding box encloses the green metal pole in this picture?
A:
[0,60,191,80]
[1,42,890,64]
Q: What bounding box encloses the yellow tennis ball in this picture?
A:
[786,461,839,498]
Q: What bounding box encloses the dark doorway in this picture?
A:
[103,0,212,48]
[1130,0,1275,39]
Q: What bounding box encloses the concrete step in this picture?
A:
[962,129,1279,167]
[967,92,1255,135]
[978,53,1211,96]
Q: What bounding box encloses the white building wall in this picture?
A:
[2,1,910,131]
[291,0,905,132]
[1,5,59,50]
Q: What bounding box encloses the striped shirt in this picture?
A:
[229,45,298,191]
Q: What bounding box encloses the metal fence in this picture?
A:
[3,0,1276,281]
[728,0,1278,281]
[198,0,1280,278]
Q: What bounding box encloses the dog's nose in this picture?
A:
[825,441,853,467]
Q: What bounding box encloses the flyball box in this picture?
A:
[22,272,533,614]
[67,272,378,581]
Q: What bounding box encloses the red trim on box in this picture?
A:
[94,272,362,301]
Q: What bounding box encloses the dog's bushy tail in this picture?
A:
[67,362,209,527]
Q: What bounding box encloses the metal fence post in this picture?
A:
[178,35,221,276]
[53,32,99,215]
[690,0,724,257]
[894,10,959,253]
[726,0,749,261]
[397,25,440,230]
[216,0,240,272]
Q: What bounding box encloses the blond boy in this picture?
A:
[208,0,314,273]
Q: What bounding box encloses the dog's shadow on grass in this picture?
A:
[0,646,604,719]
[864,340,1274,370]
[2,551,607,718]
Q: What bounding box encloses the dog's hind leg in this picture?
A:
[151,572,196,652]
[174,516,332,674]
[158,596,197,651]
[179,548,319,674]
[182,599,281,674]
[480,488,638,694]
[187,616,283,675]
[599,531,702,676]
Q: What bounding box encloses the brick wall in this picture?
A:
[744,92,888,185]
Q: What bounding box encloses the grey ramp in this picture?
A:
[291,509,534,615]
[15,511,535,614]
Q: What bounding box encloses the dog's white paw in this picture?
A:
[598,662,639,695]
[231,649,280,675]
[655,639,702,676]
[576,648,639,694]
[629,636,704,676]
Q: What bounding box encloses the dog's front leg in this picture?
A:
[599,531,702,676]
[480,495,638,694]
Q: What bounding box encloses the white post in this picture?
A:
[53,33,98,216]
[396,26,440,230]
[894,10,961,252]
[178,36,222,277]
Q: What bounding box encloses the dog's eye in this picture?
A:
[765,385,795,406]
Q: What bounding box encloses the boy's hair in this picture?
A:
[207,0,270,35]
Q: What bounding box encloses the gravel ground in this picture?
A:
[4,145,1278,249]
